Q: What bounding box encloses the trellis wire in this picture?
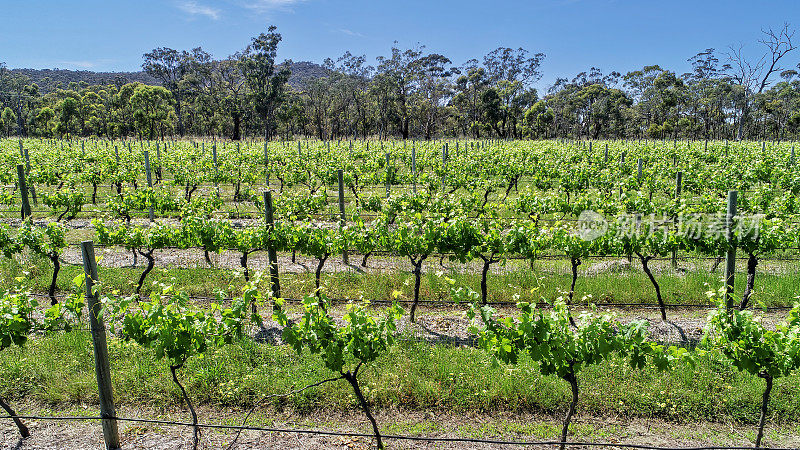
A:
[0,414,791,450]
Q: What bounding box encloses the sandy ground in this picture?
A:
[57,245,798,278]
[2,406,798,449]
[263,303,781,349]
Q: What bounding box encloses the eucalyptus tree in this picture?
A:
[623,66,686,138]
[130,84,174,139]
[0,64,34,136]
[142,47,202,136]
[482,47,545,138]
[452,65,491,137]
[682,48,734,139]
[326,52,374,138]
[0,107,15,137]
[303,75,335,139]
[375,44,426,139]
[240,26,291,140]
[409,53,456,139]
[214,54,250,140]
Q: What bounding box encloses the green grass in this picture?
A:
[1,330,798,427]
[3,253,798,307]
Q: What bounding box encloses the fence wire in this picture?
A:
[0,414,791,450]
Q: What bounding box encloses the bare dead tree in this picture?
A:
[725,23,796,140]
[757,24,796,93]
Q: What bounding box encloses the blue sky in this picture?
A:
[2,0,799,91]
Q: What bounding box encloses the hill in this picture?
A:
[8,68,159,93]
[9,61,328,93]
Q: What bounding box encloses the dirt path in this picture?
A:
[59,245,798,278]
[2,406,796,449]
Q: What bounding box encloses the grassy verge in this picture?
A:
[3,254,798,307]
[1,330,798,427]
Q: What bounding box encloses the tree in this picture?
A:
[215,54,250,140]
[483,47,545,86]
[409,53,456,139]
[142,47,201,136]
[375,44,426,139]
[524,101,553,138]
[452,66,491,137]
[0,107,16,136]
[482,47,545,137]
[55,96,80,136]
[0,64,34,136]
[34,107,55,136]
[726,24,796,140]
[682,49,734,139]
[326,52,374,138]
[241,26,291,140]
[303,75,334,139]
[624,66,685,138]
[130,84,174,139]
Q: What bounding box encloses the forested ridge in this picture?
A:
[7,61,328,94]
[1,24,799,141]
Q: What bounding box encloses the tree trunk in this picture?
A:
[755,373,773,449]
[0,395,29,438]
[185,184,197,202]
[175,98,185,137]
[567,258,581,326]
[343,370,383,450]
[637,253,667,321]
[480,256,494,305]
[136,249,155,295]
[232,114,241,141]
[409,256,427,323]
[240,252,249,282]
[48,253,60,305]
[737,102,749,141]
[560,370,579,450]
[361,250,372,268]
[315,254,329,296]
[170,363,199,450]
[739,252,758,310]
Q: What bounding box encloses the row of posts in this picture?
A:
[16,134,746,450]
[71,190,743,450]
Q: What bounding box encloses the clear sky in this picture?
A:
[2,0,799,91]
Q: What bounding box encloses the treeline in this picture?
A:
[6,68,159,94]
[1,24,799,141]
